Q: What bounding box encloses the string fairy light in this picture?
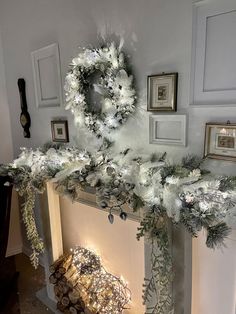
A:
[71,246,131,314]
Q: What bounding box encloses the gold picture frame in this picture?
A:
[204,122,236,162]
[147,73,178,112]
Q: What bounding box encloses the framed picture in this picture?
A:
[204,122,236,162]
[149,114,186,146]
[147,73,178,111]
[31,43,62,108]
[51,120,69,142]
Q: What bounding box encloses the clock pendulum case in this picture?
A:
[17,78,31,138]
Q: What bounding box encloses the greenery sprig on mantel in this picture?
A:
[1,144,236,313]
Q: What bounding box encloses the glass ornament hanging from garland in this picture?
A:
[64,42,137,138]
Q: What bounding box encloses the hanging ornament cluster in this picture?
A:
[64,42,137,138]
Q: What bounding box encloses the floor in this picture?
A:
[0,256,19,314]
[0,254,54,314]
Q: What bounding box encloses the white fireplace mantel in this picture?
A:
[36,182,192,314]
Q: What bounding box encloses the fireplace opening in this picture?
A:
[59,194,145,314]
[49,246,131,314]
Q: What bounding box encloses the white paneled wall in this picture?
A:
[0,0,236,312]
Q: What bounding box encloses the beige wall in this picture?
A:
[60,196,145,314]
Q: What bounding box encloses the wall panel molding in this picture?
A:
[191,0,236,106]
[31,43,62,108]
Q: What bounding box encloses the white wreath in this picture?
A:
[64,42,137,138]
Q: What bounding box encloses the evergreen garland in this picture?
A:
[137,209,173,314]
[1,146,236,313]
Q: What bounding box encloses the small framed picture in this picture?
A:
[204,122,236,162]
[147,73,178,112]
[51,120,69,142]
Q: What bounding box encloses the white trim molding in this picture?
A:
[149,114,187,146]
[31,43,62,108]
[6,245,22,257]
[191,0,236,106]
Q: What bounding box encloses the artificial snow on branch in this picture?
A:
[1,144,236,313]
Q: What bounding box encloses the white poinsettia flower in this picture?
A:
[74,93,85,104]
[65,93,75,104]
[166,176,180,185]
[71,57,83,66]
[114,70,134,92]
[105,115,119,128]
[199,201,209,213]
[11,149,31,168]
[152,170,162,184]
[120,165,138,184]
[189,169,201,178]
[163,186,182,222]
[54,157,90,182]
[65,73,78,90]
[205,180,221,191]
[12,149,46,175]
[46,149,70,166]
[134,184,160,205]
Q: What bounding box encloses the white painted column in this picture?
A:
[39,182,63,301]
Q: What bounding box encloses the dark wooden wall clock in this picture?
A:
[17,78,31,138]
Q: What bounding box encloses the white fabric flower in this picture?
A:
[163,186,182,222]
[166,176,180,185]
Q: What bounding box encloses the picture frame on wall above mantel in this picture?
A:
[31,43,63,108]
[204,122,236,162]
[147,73,178,112]
[51,120,69,143]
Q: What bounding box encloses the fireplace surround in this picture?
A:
[36,182,192,314]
